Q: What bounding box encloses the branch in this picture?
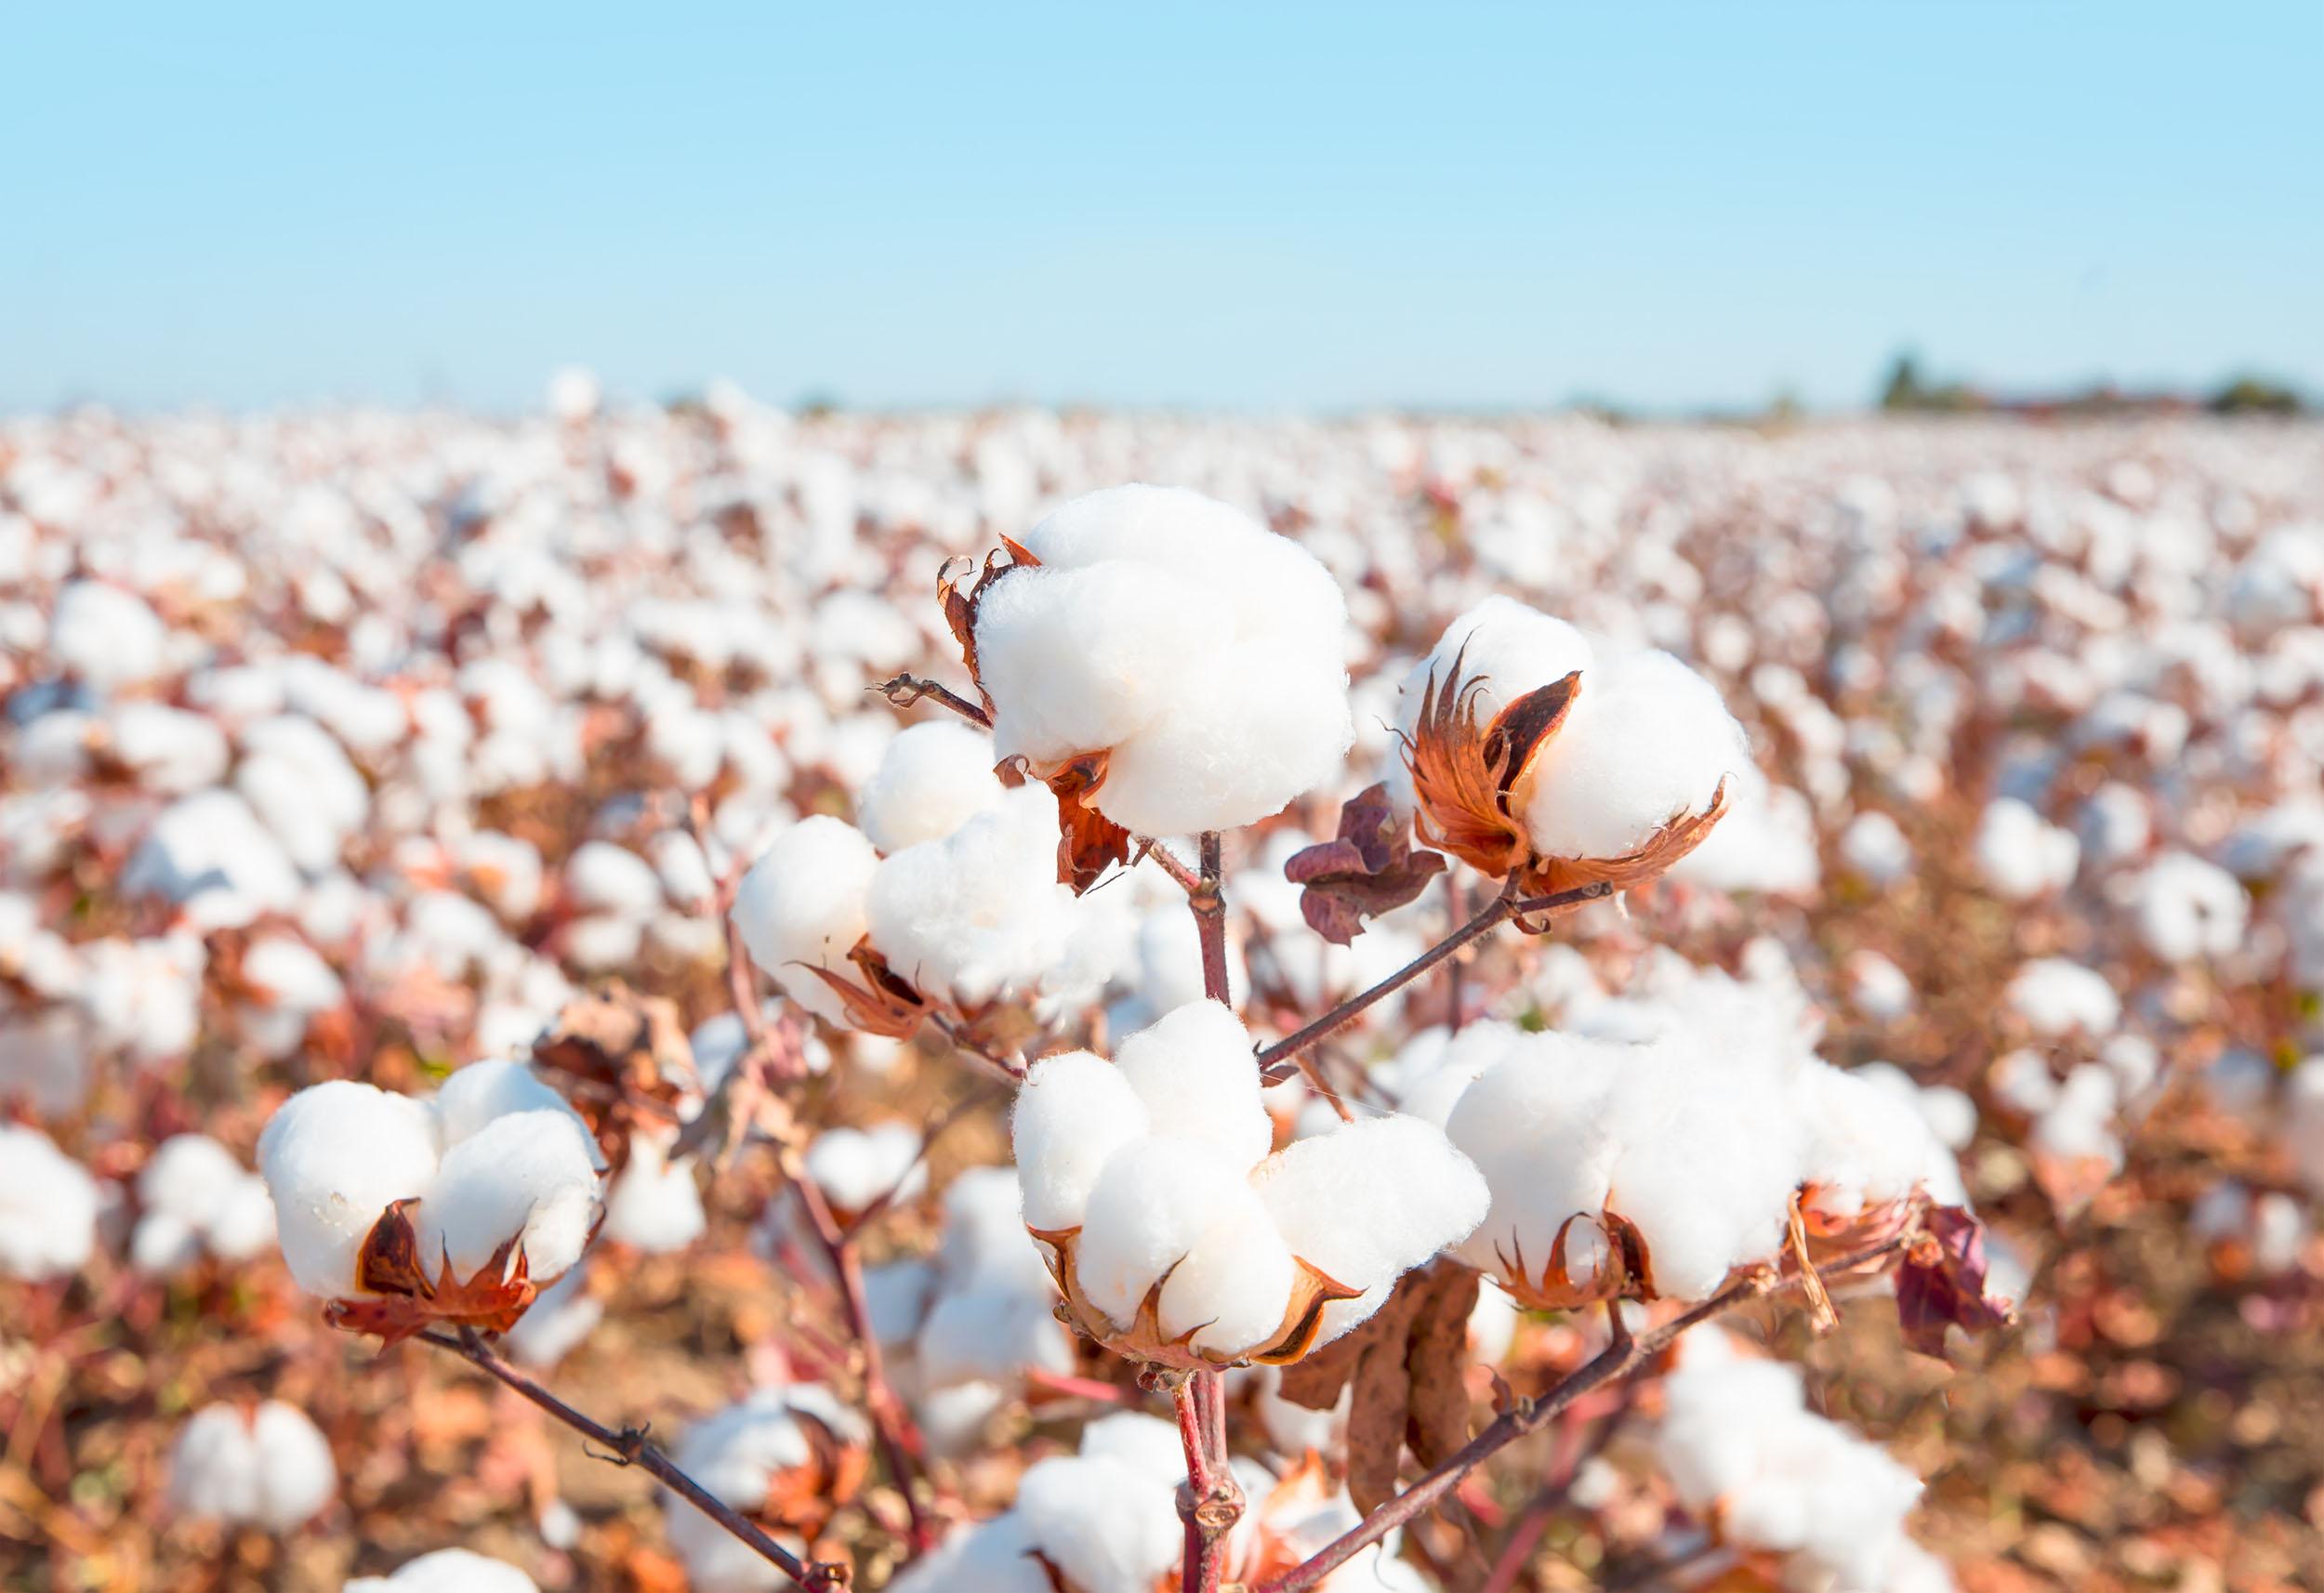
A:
[420,1328,844,1592]
[873,674,990,728]
[1255,880,1609,1083]
[1253,1232,1914,1593]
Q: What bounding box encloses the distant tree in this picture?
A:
[2210,375,2305,416]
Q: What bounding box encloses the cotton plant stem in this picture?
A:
[1254,1232,1915,1593]
[1171,829,1245,1593]
[420,1328,841,1592]
[1255,880,1611,1083]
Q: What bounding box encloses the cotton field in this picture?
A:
[5,392,2324,1593]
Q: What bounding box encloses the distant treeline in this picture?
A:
[1879,353,2306,418]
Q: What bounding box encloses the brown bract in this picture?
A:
[1284,783,1449,945]
[800,938,932,1041]
[937,534,1038,721]
[1027,1225,1365,1373]
[759,1411,872,1542]
[1403,652,1732,904]
[531,981,693,1173]
[324,1198,538,1346]
[1004,750,1134,895]
[1486,1211,1654,1312]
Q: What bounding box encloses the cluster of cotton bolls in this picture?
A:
[1654,1330,1951,1593]
[1011,999,1487,1366]
[169,1400,338,1532]
[660,1384,870,1593]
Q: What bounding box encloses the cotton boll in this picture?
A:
[1014,1453,1185,1593]
[343,1548,541,1592]
[247,1401,340,1529]
[1011,1050,1152,1231]
[918,1287,1076,1388]
[865,783,1081,1007]
[886,1515,1051,1593]
[1256,1113,1488,1341]
[258,1081,441,1298]
[170,1401,337,1530]
[432,1059,604,1167]
[135,1133,274,1271]
[1446,1034,1624,1286]
[1396,596,1595,742]
[1974,798,2080,900]
[731,816,879,1026]
[1839,811,1914,887]
[2004,958,2120,1037]
[601,1131,706,1252]
[2123,852,2248,963]
[1110,1000,1273,1171]
[803,1122,927,1216]
[1795,1064,1965,1214]
[413,1110,602,1284]
[1847,949,1917,1021]
[1518,647,1748,862]
[855,720,1010,852]
[52,580,165,691]
[1074,1137,1250,1328]
[564,841,664,916]
[663,1389,866,1592]
[1154,1185,1298,1358]
[0,1123,100,1280]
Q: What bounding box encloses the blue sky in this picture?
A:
[5,3,2318,414]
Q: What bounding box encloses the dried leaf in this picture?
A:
[1041,752,1132,893]
[1284,783,1450,944]
[1895,1205,2018,1358]
[937,537,1040,718]
[324,1199,538,1345]
[531,981,693,1172]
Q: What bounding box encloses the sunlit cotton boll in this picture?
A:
[1974,797,2080,900]
[661,1387,869,1593]
[803,1121,928,1217]
[865,783,1082,1009]
[2121,851,2249,963]
[731,816,879,1027]
[50,579,166,692]
[972,485,1354,836]
[1011,1050,1153,1232]
[413,1111,602,1283]
[0,1123,101,1281]
[2004,958,2121,1038]
[854,720,1010,853]
[132,1133,276,1272]
[343,1548,541,1592]
[257,1081,440,1297]
[169,1400,337,1531]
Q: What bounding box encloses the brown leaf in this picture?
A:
[759,1407,871,1540]
[530,981,693,1172]
[1896,1205,2018,1358]
[1284,783,1450,944]
[324,1199,539,1345]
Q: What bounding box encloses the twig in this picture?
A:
[419,1328,843,1591]
[873,673,991,728]
[1255,881,1610,1082]
[1254,1232,1915,1593]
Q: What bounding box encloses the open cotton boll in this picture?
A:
[1154,1182,1298,1357]
[855,720,1010,853]
[886,1514,1050,1593]
[803,1122,927,1215]
[731,816,879,1025]
[601,1131,706,1252]
[663,1388,868,1593]
[2004,957,2120,1036]
[1974,798,2080,900]
[1793,1062,1965,1215]
[0,1123,101,1281]
[1256,1113,1488,1342]
[1011,1050,1152,1231]
[1013,1453,1186,1593]
[563,841,664,916]
[1074,1137,1250,1328]
[259,1081,441,1298]
[343,1548,541,1593]
[1445,1034,1624,1284]
[1517,647,1749,862]
[413,1111,601,1284]
[918,1287,1076,1388]
[170,1401,337,1530]
[1396,596,1595,743]
[865,783,1080,1007]
[1839,810,1915,886]
[1111,1000,1273,1171]
[2123,852,2248,962]
[135,1133,274,1270]
[52,579,165,691]
[431,1059,605,1169]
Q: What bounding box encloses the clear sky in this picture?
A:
[6,3,2319,415]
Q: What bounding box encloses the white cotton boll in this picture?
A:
[2123,852,2248,963]
[107,702,231,793]
[133,1210,204,1273]
[207,1177,279,1262]
[1974,798,2080,901]
[413,1110,601,1284]
[2031,1065,2123,1168]
[170,1401,337,1530]
[1074,1137,1249,1328]
[431,1059,605,1169]
[1257,1113,1488,1335]
[918,1287,1076,1388]
[913,1380,1012,1460]
[122,788,302,925]
[803,1122,927,1215]
[1855,1063,1978,1152]
[938,1167,1056,1296]
[1847,950,1917,1021]
[1075,1411,1193,1487]
[343,1547,541,1592]
[1518,647,1749,862]
[1796,1064,1964,1214]
[1839,811,1914,887]
[975,562,1226,766]
[503,1265,603,1368]
[865,1259,936,1348]
[865,783,1080,1007]
[2004,958,2120,1037]
[0,1123,100,1280]
[855,720,1010,853]
[887,1515,1051,1593]
[1155,1185,1298,1357]
[1446,1033,1624,1284]
[52,580,165,691]
[1395,596,1595,743]
[247,1401,339,1529]
[664,1389,866,1591]
[1014,1453,1186,1593]
[242,935,344,1014]
[1381,1020,1525,1130]
[1111,1000,1273,1171]
[649,830,717,907]
[258,1081,441,1298]
[564,841,664,916]
[1608,1097,1802,1299]
[730,816,879,1026]
[139,1133,247,1231]
[1011,1049,1152,1231]
[601,1131,705,1253]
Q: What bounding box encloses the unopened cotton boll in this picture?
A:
[1011,1049,1152,1231]
[413,1110,601,1284]
[855,720,1009,852]
[865,783,1082,1007]
[1109,999,1273,1170]
[0,1123,101,1280]
[731,816,879,1026]
[170,1400,337,1530]
[972,485,1353,835]
[258,1081,441,1297]
[343,1548,541,1593]
[1515,645,1749,864]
